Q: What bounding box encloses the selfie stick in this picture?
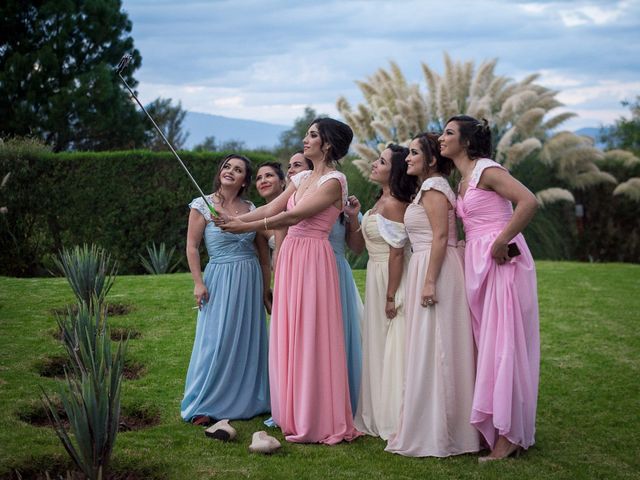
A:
[115,54,218,217]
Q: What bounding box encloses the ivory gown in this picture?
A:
[355,211,409,440]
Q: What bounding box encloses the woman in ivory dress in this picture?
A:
[348,144,416,440]
[386,133,479,457]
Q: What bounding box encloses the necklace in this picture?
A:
[212,193,241,214]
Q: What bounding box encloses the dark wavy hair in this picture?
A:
[213,154,253,206]
[310,117,353,164]
[445,115,492,159]
[257,161,285,182]
[412,132,453,176]
[384,144,416,203]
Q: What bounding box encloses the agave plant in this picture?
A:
[139,242,180,274]
[53,244,118,310]
[42,303,127,480]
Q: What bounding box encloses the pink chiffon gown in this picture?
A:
[269,170,361,444]
[456,159,540,450]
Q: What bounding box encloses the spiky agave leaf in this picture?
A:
[613,177,640,201]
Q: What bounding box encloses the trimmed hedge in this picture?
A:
[0,146,278,276]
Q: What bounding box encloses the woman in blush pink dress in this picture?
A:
[219,118,361,445]
[386,133,479,457]
[439,115,540,462]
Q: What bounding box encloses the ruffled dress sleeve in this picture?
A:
[377,215,408,248]
[189,196,215,222]
[318,171,348,208]
[415,177,457,209]
[470,158,506,187]
[290,170,312,189]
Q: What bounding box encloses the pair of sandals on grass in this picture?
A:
[192,416,281,454]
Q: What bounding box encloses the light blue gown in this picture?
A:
[329,216,363,416]
[181,197,270,421]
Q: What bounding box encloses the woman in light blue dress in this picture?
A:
[287,154,363,416]
[329,216,363,415]
[181,154,271,424]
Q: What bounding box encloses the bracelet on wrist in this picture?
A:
[263,217,269,231]
[386,295,395,302]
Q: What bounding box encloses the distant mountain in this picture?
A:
[182,112,289,150]
[182,113,612,152]
[575,126,610,149]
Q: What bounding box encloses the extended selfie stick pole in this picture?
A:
[115,54,218,217]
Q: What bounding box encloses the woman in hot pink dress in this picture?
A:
[219,118,360,445]
[439,115,540,461]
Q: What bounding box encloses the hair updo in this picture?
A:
[412,132,453,176]
[445,115,492,160]
[385,143,417,203]
[310,118,354,164]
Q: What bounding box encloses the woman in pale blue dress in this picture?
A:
[329,215,364,415]
[181,154,271,424]
[287,154,363,416]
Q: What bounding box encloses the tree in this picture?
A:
[218,139,247,151]
[193,135,217,152]
[336,55,615,206]
[143,98,189,151]
[275,106,323,160]
[0,0,146,151]
[337,55,640,261]
[601,97,640,154]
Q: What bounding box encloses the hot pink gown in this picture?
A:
[269,170,361,444]
[455,159,540,450]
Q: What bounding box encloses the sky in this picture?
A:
[122,0,640,130]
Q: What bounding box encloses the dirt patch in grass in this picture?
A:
[35,355,146,381]
[2,454,164,480]
[50,303,135,317]
[110,327,142,341]
[17,400,161,432]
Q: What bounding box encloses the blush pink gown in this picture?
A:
[456,159,540,450]
[269,170,361,444]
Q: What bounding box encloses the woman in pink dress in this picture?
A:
[219,118,361,445]
[439,115,540,461]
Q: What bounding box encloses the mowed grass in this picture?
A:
[0,262,639,479]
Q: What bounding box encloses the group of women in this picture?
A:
[179,114,540,462]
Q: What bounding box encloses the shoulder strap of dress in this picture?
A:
[291,170,312,189]
[471,158,506,187]
[318,171,348,207]
[416,177,456,208]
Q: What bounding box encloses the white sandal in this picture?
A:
[204,419,237,441]
[248,430,281,454]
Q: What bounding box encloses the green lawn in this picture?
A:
[0,262,639,479]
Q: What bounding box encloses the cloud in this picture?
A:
[123,0,640,127]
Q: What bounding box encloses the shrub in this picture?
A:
[139,242,180,274]
[43,303,128,480]
[53,244,118,310]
